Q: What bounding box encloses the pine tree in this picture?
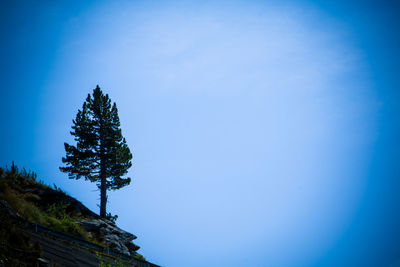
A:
[60,85,132,218]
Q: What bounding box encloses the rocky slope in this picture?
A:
[0,165,154,266]
[76,219,140,256]
[20,185,140,257]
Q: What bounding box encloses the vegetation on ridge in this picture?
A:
[0,163,146,265]
[0,163,89,239]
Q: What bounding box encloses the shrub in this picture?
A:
[46,202,70,219]
[45,203,89,239]
[0,165,49,192]
[18,201,48,225]
[52,183,67,195]
[97,252,125,267]
[106,212,118,223]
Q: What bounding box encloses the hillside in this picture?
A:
[0,164,159,267]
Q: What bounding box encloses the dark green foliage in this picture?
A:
[52,183,67,195]
[1,163,47,192]
[46,202,70,219]
[60,85,132,217]
[106,212,118,223]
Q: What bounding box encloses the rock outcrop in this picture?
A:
[21,187,141,256]
[77,219,140,256]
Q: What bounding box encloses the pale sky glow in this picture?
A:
[2,0,399,266]
[37,2,376,266]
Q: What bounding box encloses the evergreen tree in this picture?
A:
[60,85,132,218]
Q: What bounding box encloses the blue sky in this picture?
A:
[1,0,399,266]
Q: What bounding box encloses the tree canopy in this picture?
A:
[60,85,132,218]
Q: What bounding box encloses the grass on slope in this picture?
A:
[0,164,88,239]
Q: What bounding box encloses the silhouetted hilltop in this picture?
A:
[0,164,158,267]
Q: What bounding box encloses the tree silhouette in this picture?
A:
[60,85,132,218]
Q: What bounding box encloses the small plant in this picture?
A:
[134,253,146,261]
[46,202,70,219]
[96,252,125,267]
[1,163,49,191]
[52,183,67,195]
[10,161,18,174]
[21,167,37,181]
[105,212,118,223]
[46,202,88,238]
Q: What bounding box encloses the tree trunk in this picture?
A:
[100,174,107,218]
[99,144,107,217]
[99,111,107,218]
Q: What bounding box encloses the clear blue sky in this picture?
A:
[1,0,399,266]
